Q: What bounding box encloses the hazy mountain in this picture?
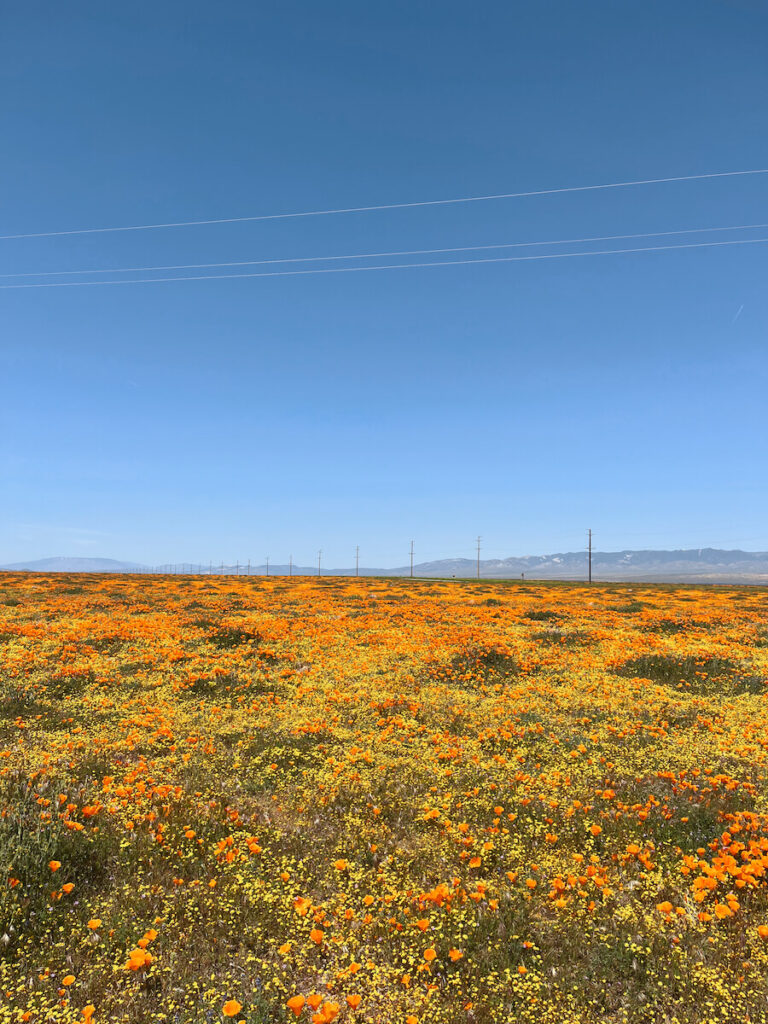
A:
[398,548,768,583]
[0,556,147,573]
[2,549,768,583]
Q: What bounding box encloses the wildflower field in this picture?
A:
[1,573,767,1024]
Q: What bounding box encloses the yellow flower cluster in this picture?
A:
[0,572,767,1023]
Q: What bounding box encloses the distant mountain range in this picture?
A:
[2,549,768,583]
[0,556,146,574]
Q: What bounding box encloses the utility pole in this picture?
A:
[476,535,482,579]
[247,560,250,576]
[588,529,592,583]
[265,556,269,577]
[355,545,360,577]
[410,540,414,579]
[318,550,322,577]
[289,554,293,577]
[236,560,239,576]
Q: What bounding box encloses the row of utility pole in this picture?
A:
[156,532,594,581]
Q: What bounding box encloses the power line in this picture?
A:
[2,168,766,241]
[2,234,767,290]
[4,220,766,279]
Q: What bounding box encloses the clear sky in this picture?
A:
[2,0,767,568]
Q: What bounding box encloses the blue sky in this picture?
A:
[2,0,767,567]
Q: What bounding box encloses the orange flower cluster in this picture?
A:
[0,571,766,1023]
